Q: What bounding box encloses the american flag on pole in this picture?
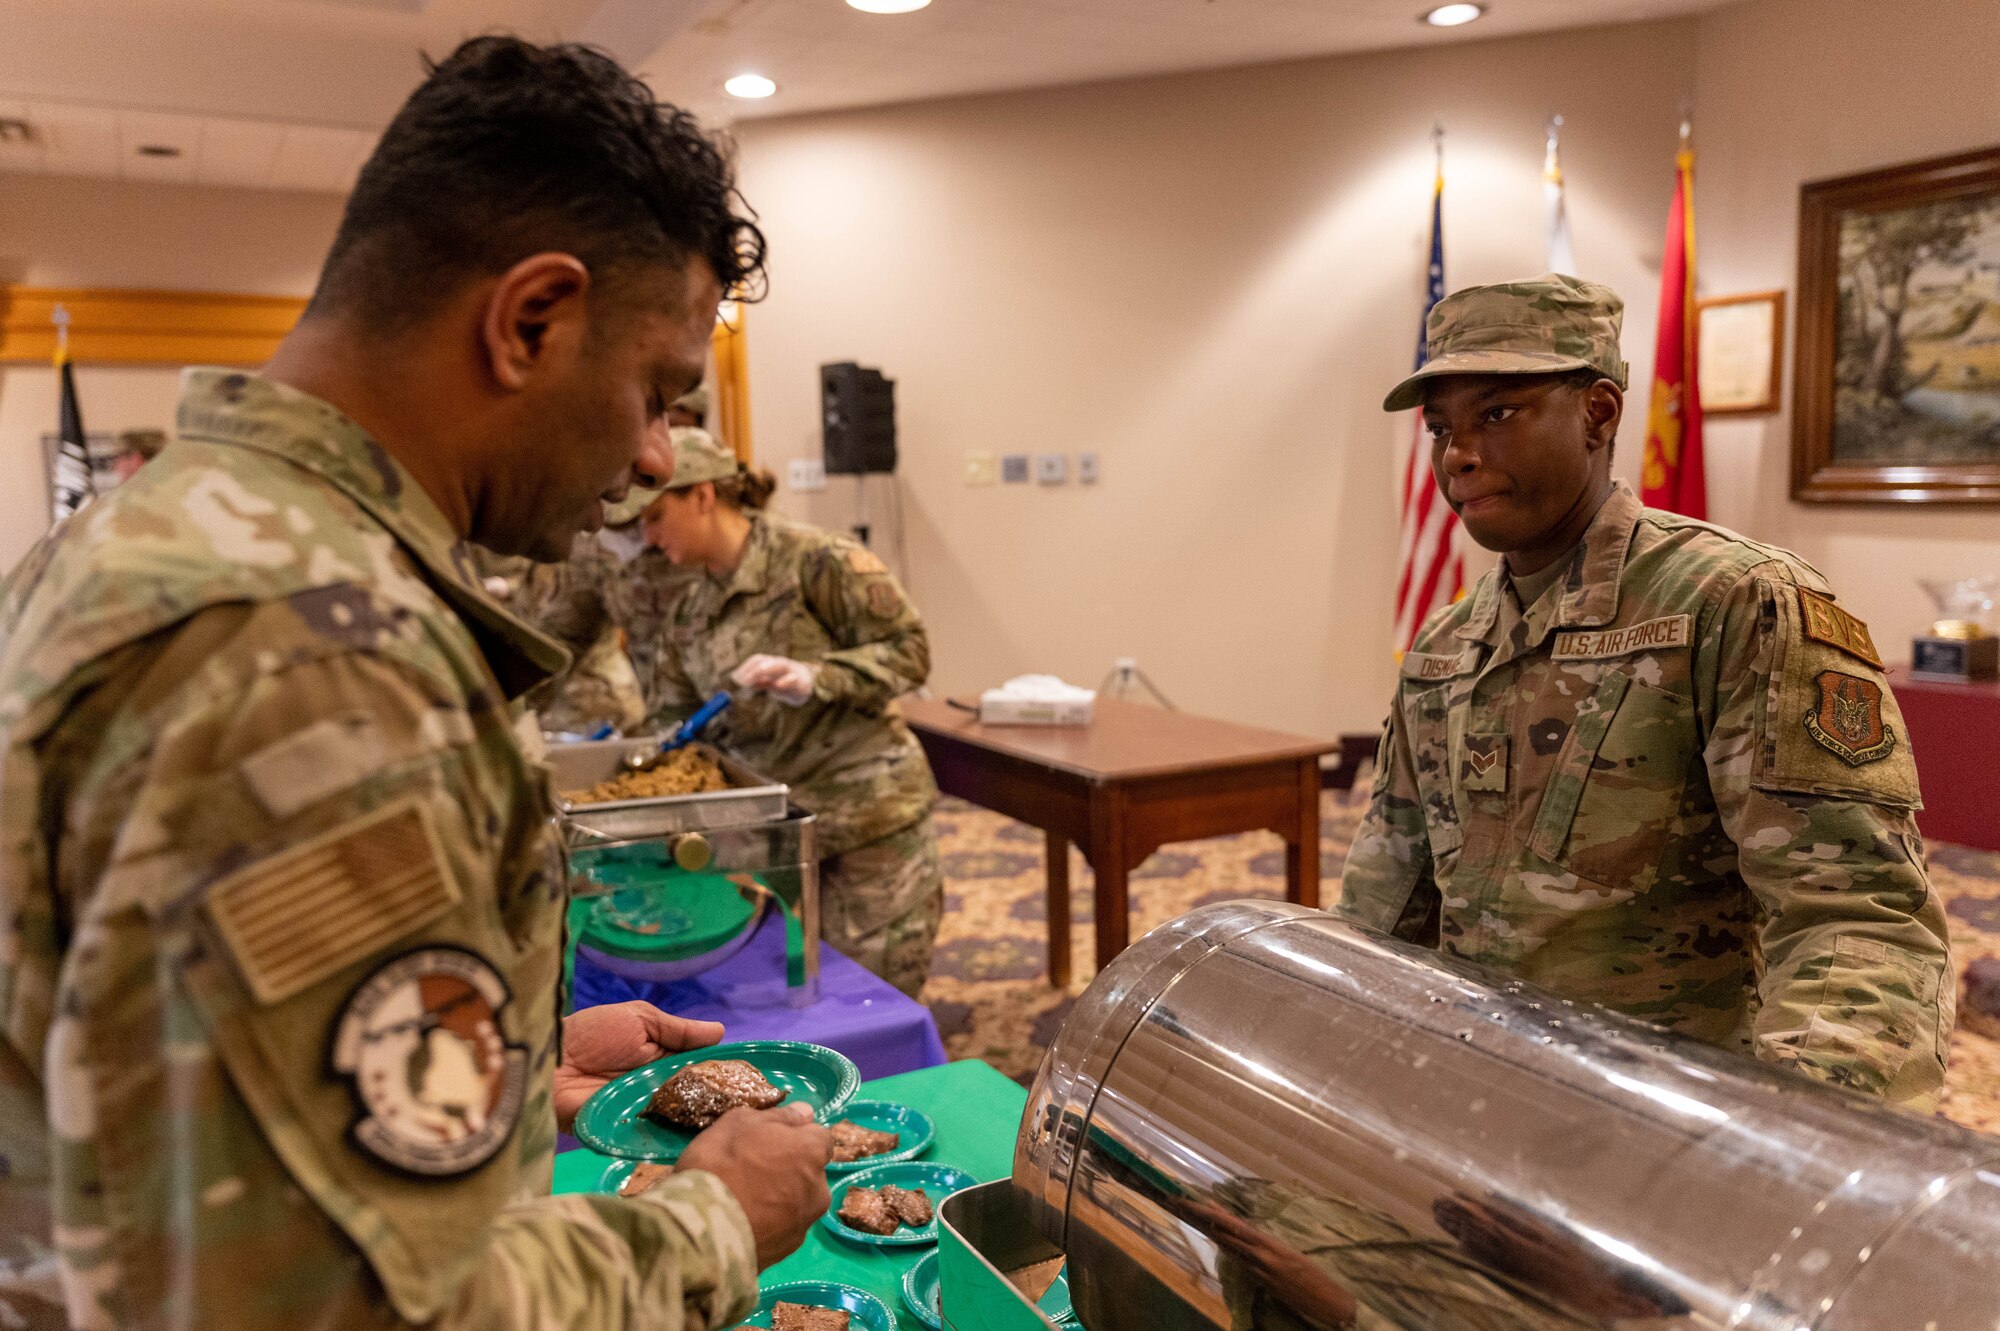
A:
[1393,137,1462,654]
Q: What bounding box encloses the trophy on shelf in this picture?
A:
[1912,577,2000,682]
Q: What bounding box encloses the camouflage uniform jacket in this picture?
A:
[1340,482,1953,1107]
[508,536,652,735]
[642,514,936,857]
[0,370,757,1330]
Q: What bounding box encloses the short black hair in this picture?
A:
[1553,366,1610,393]
[307,36,766,330]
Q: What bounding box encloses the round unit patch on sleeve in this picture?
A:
[331,946,527,1176]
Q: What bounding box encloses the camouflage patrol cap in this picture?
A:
[1382,273,1629,412]
[674,386,711,418]
[600,480,665,527]
[662,426,740,490]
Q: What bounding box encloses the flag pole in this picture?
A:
[51,302,70,366]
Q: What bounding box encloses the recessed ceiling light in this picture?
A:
[724,73,777,99]
[847,0,932,12]
[136,143,183,158]
[1422,3,1486,26]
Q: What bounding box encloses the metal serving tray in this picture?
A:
[547,737,790,841]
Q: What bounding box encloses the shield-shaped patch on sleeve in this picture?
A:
[1804,670,1896,767]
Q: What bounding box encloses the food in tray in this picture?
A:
[880,1184,934,1227]
[643,1059,786,1129]
[771,1304,849,1331]
[562,747,729,805]
[828,1119,901,1164]
[616,1161,676,1197]
[836,1184,932,1234]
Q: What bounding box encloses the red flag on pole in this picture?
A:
[1395,128,1463,654]
[1640,127,1705,517]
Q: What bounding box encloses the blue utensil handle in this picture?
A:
[663,691,731,752]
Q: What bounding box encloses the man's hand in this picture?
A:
[679,1102,834,1269]
[553,1001,725,1131]
[731,654,817,706]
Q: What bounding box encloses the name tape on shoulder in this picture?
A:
[1552,614,1691,661]
[1798,588,1883,668]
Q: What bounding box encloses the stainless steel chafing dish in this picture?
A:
[548,736,820,1005]
[545,737,790,842]
[1009,900,2000,1330]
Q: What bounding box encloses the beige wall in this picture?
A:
[1693,0,2000,658]
[737,19,1696,739]
[3,0,1993,738]
[0,174,341,567]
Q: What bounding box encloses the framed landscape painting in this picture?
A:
[1793,145,2000,503]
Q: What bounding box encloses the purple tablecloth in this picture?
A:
[570,911,948,1081]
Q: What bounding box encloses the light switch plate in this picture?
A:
[1077,452,1100,485]
[788,458,827,492]
[964,451,998,486]
[1035,453,1067,485]
[1001,454,1030,484]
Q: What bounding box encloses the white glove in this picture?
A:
[732,653,818,706]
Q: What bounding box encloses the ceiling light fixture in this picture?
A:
[724,73,778,99]
[1422,3,1486,26]
[135,144,183,158]
[847,0,932,12]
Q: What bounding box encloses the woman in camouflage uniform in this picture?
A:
[635,429,942,997]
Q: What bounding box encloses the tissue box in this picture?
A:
[978,692,1094,726]
[977,674,1096,726]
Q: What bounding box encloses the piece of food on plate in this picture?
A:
[616,1161,676,1198]
[829,1119,901,1164]
[880,1184,934,1227]
[835,1185,900,1236]
[771,1304,849,1331]
[643,1059,786,1129]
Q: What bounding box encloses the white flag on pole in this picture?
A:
[1544,116,1576,275]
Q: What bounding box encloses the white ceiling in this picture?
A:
[0,0,1738,195]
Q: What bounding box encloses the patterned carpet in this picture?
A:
[920,793,2000,1136]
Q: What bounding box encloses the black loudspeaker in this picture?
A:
[821,362,897,475]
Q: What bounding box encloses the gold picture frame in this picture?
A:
[1697,290,1784,415]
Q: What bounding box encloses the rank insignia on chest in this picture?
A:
[1460,734,1509,792]
[331,946,528,1177]
[1804,670,1896,766]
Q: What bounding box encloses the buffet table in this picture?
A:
[569,903,949,1080]
[553,1059,1029,1329]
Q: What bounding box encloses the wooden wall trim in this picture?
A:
[0,285,306,367]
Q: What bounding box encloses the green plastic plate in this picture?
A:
[826,1100,937,1175]
[902,1250,1074,1328]
[734,1281,895,1331]
[820,1160,978,1248]
[573,1041,860,1163]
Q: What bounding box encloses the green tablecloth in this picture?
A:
[552,1059,1030,1328]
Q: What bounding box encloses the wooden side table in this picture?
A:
[903,697,1337,985]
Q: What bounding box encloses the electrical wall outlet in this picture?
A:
[1035,453,1068,485]
[787,458,827,492]
[964,451,998,486]
[1077,452,1100,485]
[1001,454,1030,484]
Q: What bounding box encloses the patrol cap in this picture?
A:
[600,480,664,527]
[673,386,710,418]
[1382,273,1629,412]
[662,426,740,490]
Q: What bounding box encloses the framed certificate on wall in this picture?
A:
[1697,290,1784,416]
